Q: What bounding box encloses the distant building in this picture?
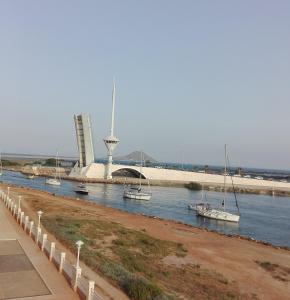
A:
[74,114,95,167]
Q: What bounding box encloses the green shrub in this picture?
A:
[1,159,19,166]
[185,182,202,190]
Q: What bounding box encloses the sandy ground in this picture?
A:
[2,183,290,300]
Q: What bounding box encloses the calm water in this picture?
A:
[1,170,290,247]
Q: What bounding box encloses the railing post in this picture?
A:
[49,242,55,261]
[20,212,24,226]
[87,280,95,300]
[24,216,29,231]
[59,252,66,273]
[17,208,21,222]
[72,266,82,292]
[29,221,34,236]
[41,234,47,251]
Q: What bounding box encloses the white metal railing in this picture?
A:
[63,260,73,277]
[78,276,89,294]
[53,249,61,264]
[0,188,105,300]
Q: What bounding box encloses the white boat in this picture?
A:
[123,187,151,200]
[74,183,89,195]
[197,207,240,222]
[46,152,61,186]
[188,202,210,211]
[188,188,210,211]
[123,152,152,201]
[46,178,61,186]
[196,145,240,223]
[27,174,35,179]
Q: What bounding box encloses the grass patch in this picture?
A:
[42,215,176,299]
[40,213,243,300]
[255,260,290,282]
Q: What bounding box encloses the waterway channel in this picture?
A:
[1,170,290,248]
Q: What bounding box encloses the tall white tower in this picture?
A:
[103,79,120,179]
[74,114,95,168]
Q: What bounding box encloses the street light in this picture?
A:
[37,211,43,229]
[75,240,84,269]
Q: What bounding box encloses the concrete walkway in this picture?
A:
[0,200,78,300]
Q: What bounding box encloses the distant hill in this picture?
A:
[115,151,157,163]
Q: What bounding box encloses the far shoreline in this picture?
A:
[4,166,290,197]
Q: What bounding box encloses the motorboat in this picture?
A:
[46,178,61,186]
[27,174,35,179]
[74,183,89,195]
[188,203,210,211]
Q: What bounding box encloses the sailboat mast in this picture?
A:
[0,152,2,173]
[55,151,59,180]
[223,144,227,211]
[139,151,142,190]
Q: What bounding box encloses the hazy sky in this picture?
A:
[0,1,290,169]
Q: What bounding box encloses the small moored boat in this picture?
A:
[74,183,89,195]
[46,152,61,186]
[123,151,152,201]
[46,178,61,186]
[123,187,151,201]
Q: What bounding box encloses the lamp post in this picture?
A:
[75,240,84,269]
[7,186,10,198]
[37,211,43,230]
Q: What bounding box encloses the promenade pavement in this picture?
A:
[0,200,78,300]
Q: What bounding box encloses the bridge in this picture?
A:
[69,162,290,191]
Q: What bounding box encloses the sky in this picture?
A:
[0,1,290,170]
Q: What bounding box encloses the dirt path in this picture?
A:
[3,183,290,300]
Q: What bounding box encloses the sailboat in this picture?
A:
[0,152,3,176]
[188,188,210,211]
[123,152,152,201]
[46,153,61,186]
[196,145,240,223]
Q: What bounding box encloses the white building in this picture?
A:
[74,114,95,167]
